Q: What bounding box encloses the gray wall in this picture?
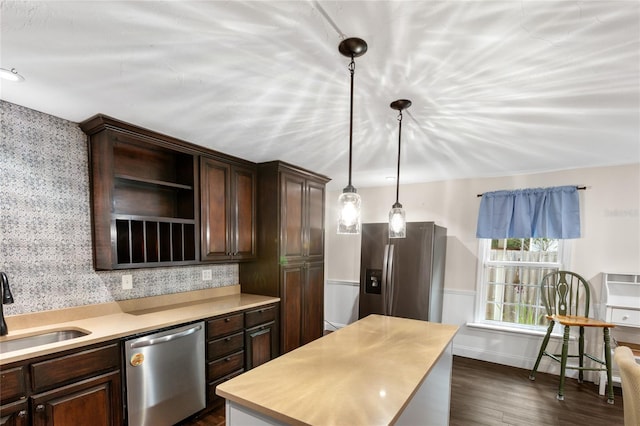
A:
[0,101,237,315]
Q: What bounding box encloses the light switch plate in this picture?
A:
[122,274,133,290]
[202,270,212,281]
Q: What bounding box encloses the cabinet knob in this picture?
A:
[225,318,231,322]
[622,315,629,320]
[36,404,45,412]
[17,410,27,418]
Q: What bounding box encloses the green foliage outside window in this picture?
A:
[483,238,561,327]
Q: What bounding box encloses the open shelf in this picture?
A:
[114,216,196,265]
[82,114,200,269]
[115,174,193,191]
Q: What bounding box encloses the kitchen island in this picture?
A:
[216,314,458,425]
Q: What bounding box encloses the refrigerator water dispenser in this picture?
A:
[365,268,382,294]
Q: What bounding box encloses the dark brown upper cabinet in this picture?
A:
[81,115,200,270]
[240,161,329,353]
[200,156,256,262]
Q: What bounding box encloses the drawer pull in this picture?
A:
[225,337,231,341]
[225,357,231,362]
[17,410,27,418]
[36,404,45,412]
[622,315,629,320]
[225,318,231,322]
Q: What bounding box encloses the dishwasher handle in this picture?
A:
[130,324,202,349]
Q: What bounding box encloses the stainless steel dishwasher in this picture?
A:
[125,321,205,426]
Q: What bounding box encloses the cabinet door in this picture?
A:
[280,173,305,260]
[281,264,304,353]
[200,157,231,261]
[0,400,28,426]
[232,165,256,260]
[245,321,276,369]
[303,261,325,345]
[31,371,121,426]
[306,180,325,260]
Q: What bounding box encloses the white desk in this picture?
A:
[599,272,640,395]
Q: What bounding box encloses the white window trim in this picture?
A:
[473,238,572,335]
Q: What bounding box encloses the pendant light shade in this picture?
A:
[389,99,411,239]
[337,37,367,235]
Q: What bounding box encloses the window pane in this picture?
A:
[483,264,555,327]
[489,238,559,262]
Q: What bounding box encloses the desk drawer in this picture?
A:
[611,308,640,327]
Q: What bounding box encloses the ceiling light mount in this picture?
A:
[338,38,368,58]
[390,99,412,111]
[389,99,411,239]
[337,37,368,235]
[0,68,25,83]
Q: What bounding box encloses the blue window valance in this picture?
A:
[476,185,581,239]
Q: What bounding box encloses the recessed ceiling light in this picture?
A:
[0,68,25,82]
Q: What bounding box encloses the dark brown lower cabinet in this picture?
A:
[0,342,121,426]
[0,400,28,426]
[281,262,324,353]
[31,371,121,426]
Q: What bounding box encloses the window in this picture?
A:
[475,238,568,330]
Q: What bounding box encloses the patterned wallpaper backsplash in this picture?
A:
[0,101,238,315]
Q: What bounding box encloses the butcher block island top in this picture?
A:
[216,315,459,426]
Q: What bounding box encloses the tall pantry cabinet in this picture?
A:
[240,161,330,354]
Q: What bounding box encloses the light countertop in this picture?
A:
[0,285,278,365]
[216,314,459,426]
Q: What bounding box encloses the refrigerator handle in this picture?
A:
[381,244,390,315]
[387,244,395,316]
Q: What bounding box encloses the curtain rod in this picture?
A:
[476,186,587,198]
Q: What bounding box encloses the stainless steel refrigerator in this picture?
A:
[359,222,447,322]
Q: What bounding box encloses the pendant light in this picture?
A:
[337,37,367,235]
[389,99,411,239]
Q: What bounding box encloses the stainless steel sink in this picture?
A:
[0,329,90,353]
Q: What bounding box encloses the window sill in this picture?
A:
[466,322,575,340]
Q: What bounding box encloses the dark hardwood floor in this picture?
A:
[450,356,623,426]
[182,356,625,425]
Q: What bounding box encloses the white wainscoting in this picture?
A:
[443,289,583,379]
[324,279,359,330]
[325,282,583,379]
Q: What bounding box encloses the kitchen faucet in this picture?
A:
[1,272,14,336]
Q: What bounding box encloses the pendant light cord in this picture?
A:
[348,57,355,188]
[395,110,403,205]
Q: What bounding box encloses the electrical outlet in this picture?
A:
[122,274,133,290]
[202,270,212,281]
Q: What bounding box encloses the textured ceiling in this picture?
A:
[1,1,639,190]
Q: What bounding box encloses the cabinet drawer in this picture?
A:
[31,343,120,392]
[245,305,277,329]
[207,369,243,407]
[0,399,28,425]
[207,313,244,338]
[208,351,244,380]
[611,308,640,327]
[0,366,26,404]
[208,331,244,360]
